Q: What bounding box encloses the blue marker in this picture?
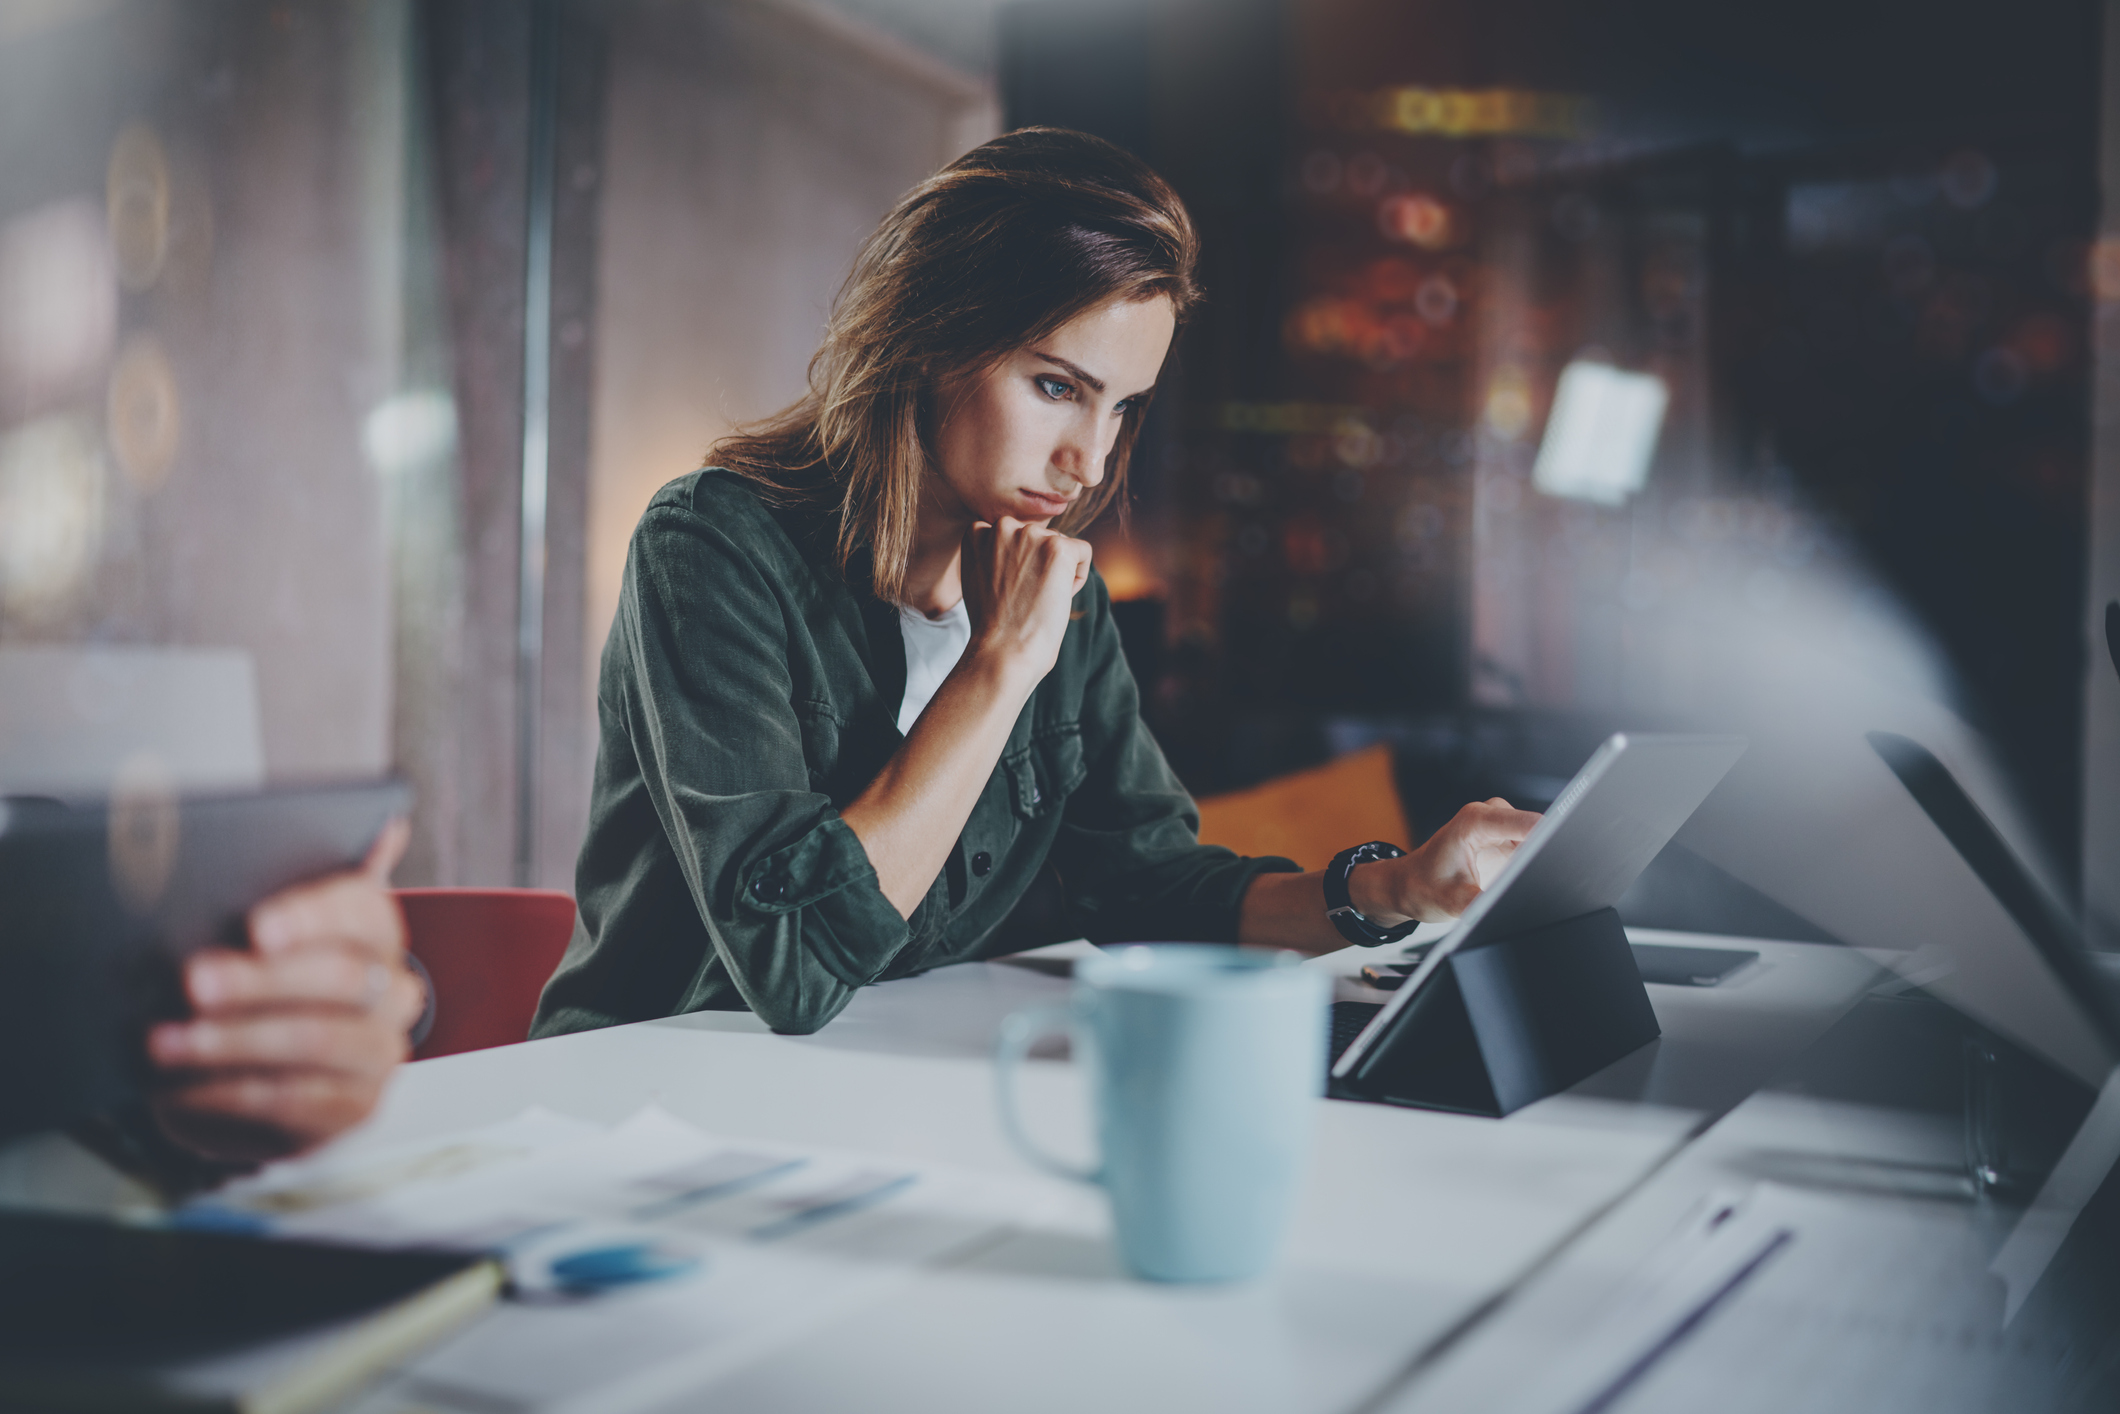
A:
[547,1241,702,1293]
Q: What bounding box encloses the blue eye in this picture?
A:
[1035,376,1072,400]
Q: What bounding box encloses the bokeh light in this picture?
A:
[107,749,179,916]
[1413,274,1457,326]
[361,388,460,478]
[106,123,171,292]
[1091,534,1162,602]
[1337,86,1591,140]
[1344,151,1387,198]
[0,413,105,623]
[0,199,117,413]
[1530,360,1668,506]
[2090,237,2120,301]
[1482,365,1533,442]
[106,332,181,492]
[1377,192,1452,249]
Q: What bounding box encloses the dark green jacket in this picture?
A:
[531,469,1296,1037]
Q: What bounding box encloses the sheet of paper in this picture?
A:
[183,1107,1062,1414]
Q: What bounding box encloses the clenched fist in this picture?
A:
[960,515,1093,686]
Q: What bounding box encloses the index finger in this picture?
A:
[249,870,406,962]
[1465,800,1543,843]
[363,816,410,884]
[1065,535,1093,591]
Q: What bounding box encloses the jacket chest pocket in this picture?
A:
[800,701,904,807]
[1003,727,1086,820]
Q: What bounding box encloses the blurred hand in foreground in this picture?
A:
[146,817,420,1164]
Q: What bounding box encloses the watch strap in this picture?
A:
[1324,841,1421,946]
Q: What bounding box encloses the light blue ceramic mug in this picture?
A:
[994,945,1328,1283]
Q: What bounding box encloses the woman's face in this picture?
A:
[929,294,1176,527]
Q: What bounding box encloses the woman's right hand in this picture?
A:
[960,516,1093,686]
[846,518,1090,917]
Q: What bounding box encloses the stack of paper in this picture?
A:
[183,1107,1059,1414]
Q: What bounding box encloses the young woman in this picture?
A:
[533,129,1537,1038]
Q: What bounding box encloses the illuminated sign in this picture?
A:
[1321,88,1594,140]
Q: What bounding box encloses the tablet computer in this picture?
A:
[0,779,410,1141]
[1331,733,1747,1082]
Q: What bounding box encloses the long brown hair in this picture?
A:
[710,127,1201,604]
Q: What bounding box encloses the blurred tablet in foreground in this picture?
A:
[0,779,410,1143]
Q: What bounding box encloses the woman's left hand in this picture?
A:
[146,817,421,1164]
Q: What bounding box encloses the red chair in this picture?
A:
[395,888,577,1060]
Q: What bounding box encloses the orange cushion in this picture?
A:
[1194,743,1413,872]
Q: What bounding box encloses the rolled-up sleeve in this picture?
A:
[1049,582,1299,943]
[617,506,909,1032]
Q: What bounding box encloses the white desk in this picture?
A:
[291,931,1876,1414]
[0,931,1885,1413]
[1384,985,2109,1414]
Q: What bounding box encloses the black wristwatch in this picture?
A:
[1324,841,1421,947]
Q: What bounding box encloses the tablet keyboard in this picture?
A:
[1329,1001,1383,1067]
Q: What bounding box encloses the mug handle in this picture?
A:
[994,1002,1101,1184]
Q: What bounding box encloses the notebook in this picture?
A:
[0,1210,500,1414]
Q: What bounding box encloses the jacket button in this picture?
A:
[971,851,993,877]
[751,876,786,902]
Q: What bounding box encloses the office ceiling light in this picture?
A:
[1531,360,1668,507]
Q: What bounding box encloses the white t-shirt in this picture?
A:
[896,600,971,736]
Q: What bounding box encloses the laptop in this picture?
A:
[1867,730,2120,1060]
[1331,733,1748,1083]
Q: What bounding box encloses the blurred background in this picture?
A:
[3,0,2116,956]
